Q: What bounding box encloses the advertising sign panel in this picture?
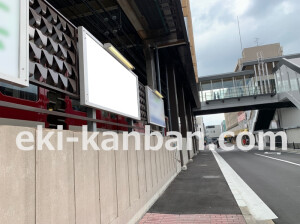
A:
[78,27,140,120]
[0,0,29,86]
[145,86,166,127]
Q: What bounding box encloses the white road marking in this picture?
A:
[208,144,216,151]
[212,150,278,221]
[202,175,221,179]
[255,153,300,167]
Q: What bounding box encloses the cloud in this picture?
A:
[190,0,300,77]
[190,0,300,125]
[202,113,225,126]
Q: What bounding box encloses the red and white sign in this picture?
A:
[238,112,246,122]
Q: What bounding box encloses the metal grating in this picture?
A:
[29,0,79,96]
[139,82,147,121]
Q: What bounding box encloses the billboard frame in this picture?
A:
[145,86,166,128]
[0,0,29,87]
[78,26,141,120]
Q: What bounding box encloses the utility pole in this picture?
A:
[237,16,243,56]
[254,38,260,47]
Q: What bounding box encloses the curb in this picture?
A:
[212,150,277,223]
[240,206,274,224]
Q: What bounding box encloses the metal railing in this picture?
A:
[200,85,276,102]
[275,66,300,94]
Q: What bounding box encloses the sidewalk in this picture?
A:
[139,151,246,224]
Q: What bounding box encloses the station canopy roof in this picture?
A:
[46,0,200,108]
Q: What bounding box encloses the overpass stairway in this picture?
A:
[254,109,276,131]
[275,58,300,110]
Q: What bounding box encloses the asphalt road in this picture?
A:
[218,149,300,224]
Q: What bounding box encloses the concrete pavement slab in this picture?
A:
[138,150,246,223]
[148,151,242,215]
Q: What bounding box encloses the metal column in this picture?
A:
[264,63,272,93]
[261,62,269,93]
[167,64,183,166]
[185,99,196,154]
[165,65,172,131]
[178,85,189,137]
[254,64,263,94]
[177,83,190,160]
[144,45,157,90]
[155,47,162,93]
[87,108,97,132]
[167,64,180,132]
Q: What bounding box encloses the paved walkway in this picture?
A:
[139,213,246,224]
[139,151,246,224]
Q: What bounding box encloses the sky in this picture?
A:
[190,0,300,126]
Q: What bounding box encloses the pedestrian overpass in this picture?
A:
[193,55,300,115]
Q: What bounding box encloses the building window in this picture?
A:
[0,82,38,101]
[71,99,87,112]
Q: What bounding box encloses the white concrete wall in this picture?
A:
[0,126,35,224]
[36,129,75,224]
[99,133,118,224]
[0,126,179,224]
[286,129,300,144]
[74,132,101,224]
[278,107,300,143]
[278,108,300,128]
[190,148,194,158]
[182,138,189,165]
[206,125,222,139]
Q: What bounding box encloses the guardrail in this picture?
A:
[200,85,276,102]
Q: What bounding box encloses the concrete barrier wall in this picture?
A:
[0,126,35,224]
[0,126,179,224]
[182,138,189,165]
[74,132,101,224]
[99,133,118,224]
[190,146,195,159]
[36,129,75,224]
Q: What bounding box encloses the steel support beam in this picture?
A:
[116,0,148,39]
[185,99,197,154]
[87,108,97,132]
[167,64,183,166]
[178,85,188,136]
[177,82,190,160]
[59,4,118,20]
[167,64,180,132]
[165,65,172,131]
[155,47,162,93]
[144,45,157,90]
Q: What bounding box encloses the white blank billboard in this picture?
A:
[0,0,29,86]
[145,86,166,127]
[78,27,140,120]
